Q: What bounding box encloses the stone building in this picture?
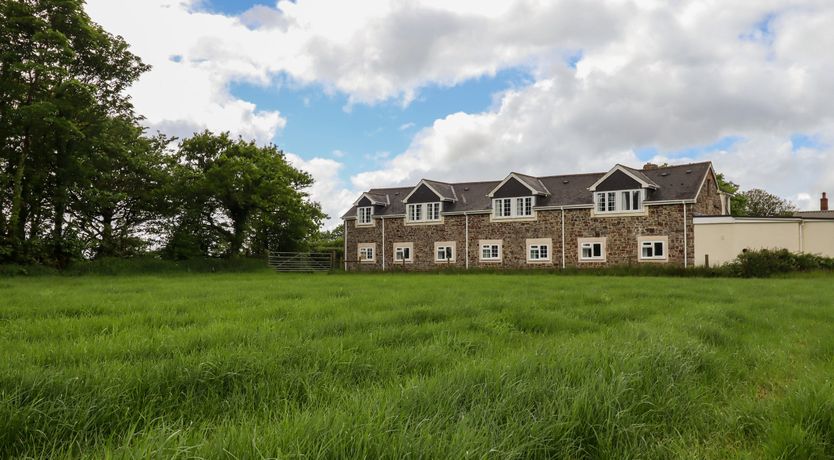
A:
[342,162,728,271]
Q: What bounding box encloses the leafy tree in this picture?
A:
[0,0,149,266]
[739,188,798,217]
[165,131,324,258]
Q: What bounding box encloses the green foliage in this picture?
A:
[0,3,326,267]
[163,131,325,259]
[0,0,149,266]
[727,248,834,278]
[1,273,834,457]
[739,188,799,217]
[716,173,748,216]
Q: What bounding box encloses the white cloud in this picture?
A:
[84,0,834,216]
[284,153,356,229]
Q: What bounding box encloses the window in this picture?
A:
[493,196,535,219]
[595,190,642,214]
[395,246,411,261]
[526,238,552,263]
[638,236,668,262]
[357,243,375,263]
[407,203,421,222]
[479,240,502,262]
[578,237,606,262]
[357,206,373,225]
[393,242,414,263]
[621,190,641,211]
[406,202,441,222]
[427,202,440,221]
[434,241,456,263]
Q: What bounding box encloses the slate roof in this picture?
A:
[794,210,834,219]
[343,162,714,218]
[620,165,659,189]
[510,172,551,195]
[422,180,457,201]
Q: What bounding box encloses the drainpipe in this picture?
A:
[561,207,566,269]
[799,219,804,253]
[682,201,688,268]
[343,220,348,271]
[465,214,470,270]
[382,217,386,271]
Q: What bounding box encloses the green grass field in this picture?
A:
[1,272,833,458]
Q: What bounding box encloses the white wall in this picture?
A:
[694,217,834,266]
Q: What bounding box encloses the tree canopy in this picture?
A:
[0,0,325,266]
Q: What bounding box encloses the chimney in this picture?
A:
[643,162,659,170]
[822,192,829,211]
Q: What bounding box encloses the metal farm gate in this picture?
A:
[268,252,336,272]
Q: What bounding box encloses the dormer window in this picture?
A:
[595,190,642,213]
[357,206,373,224]
[493,196,534,218]
[407,202,441,222]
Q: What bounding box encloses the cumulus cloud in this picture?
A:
[84,0,834,219]
[348,1,834,211]
[284,154,357,229]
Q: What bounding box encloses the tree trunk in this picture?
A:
[228,208,249,257]
[98,208,114,258]
[52,136,69,267]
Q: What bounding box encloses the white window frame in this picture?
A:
[406,202,442,223]
[594,189,643,214]
[434,241,456,263]
[526,238,552,263]
[578,237,606,262]
[357,206,373,225]
[638,236,668,262]
[479,239,502,262]
[492,196,536,219]
[357,243,376,263]
[393,242,414,263]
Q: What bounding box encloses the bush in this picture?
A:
[0,256,269,277]
[727,249,834,278]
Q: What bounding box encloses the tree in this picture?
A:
[0,0,149,266]
[739,188,798,217]
[164,131,324,258]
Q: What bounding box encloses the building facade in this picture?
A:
[343,162,728,271]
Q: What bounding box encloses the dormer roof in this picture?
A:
[402,179,457,203]
[353,192,388,207]
[588,164,659,192]
[341,162,714,219]
[487,172,550,198]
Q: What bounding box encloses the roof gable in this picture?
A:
[402,179,456,203]
[352,192,387,207]
[488,173,550,198]
[589,164,659,192]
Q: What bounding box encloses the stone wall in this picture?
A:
[694,173,724,215]
[345,202,702,270]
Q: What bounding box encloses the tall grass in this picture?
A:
[1,273,833,458]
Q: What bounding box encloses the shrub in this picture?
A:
[727,248,834,278]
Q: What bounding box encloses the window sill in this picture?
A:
[404,219,443,226]
[434,260,457,264]
[393,260,414,264]
[490,215,537,223]
[526,260,553,264]
[579,259,606,263]
[590,209,648,218]
[639,258,668,263]
[359,260,376,264]
[355,222,375,228]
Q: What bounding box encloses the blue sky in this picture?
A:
[230,69,532,176]
[83,0,834,224]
